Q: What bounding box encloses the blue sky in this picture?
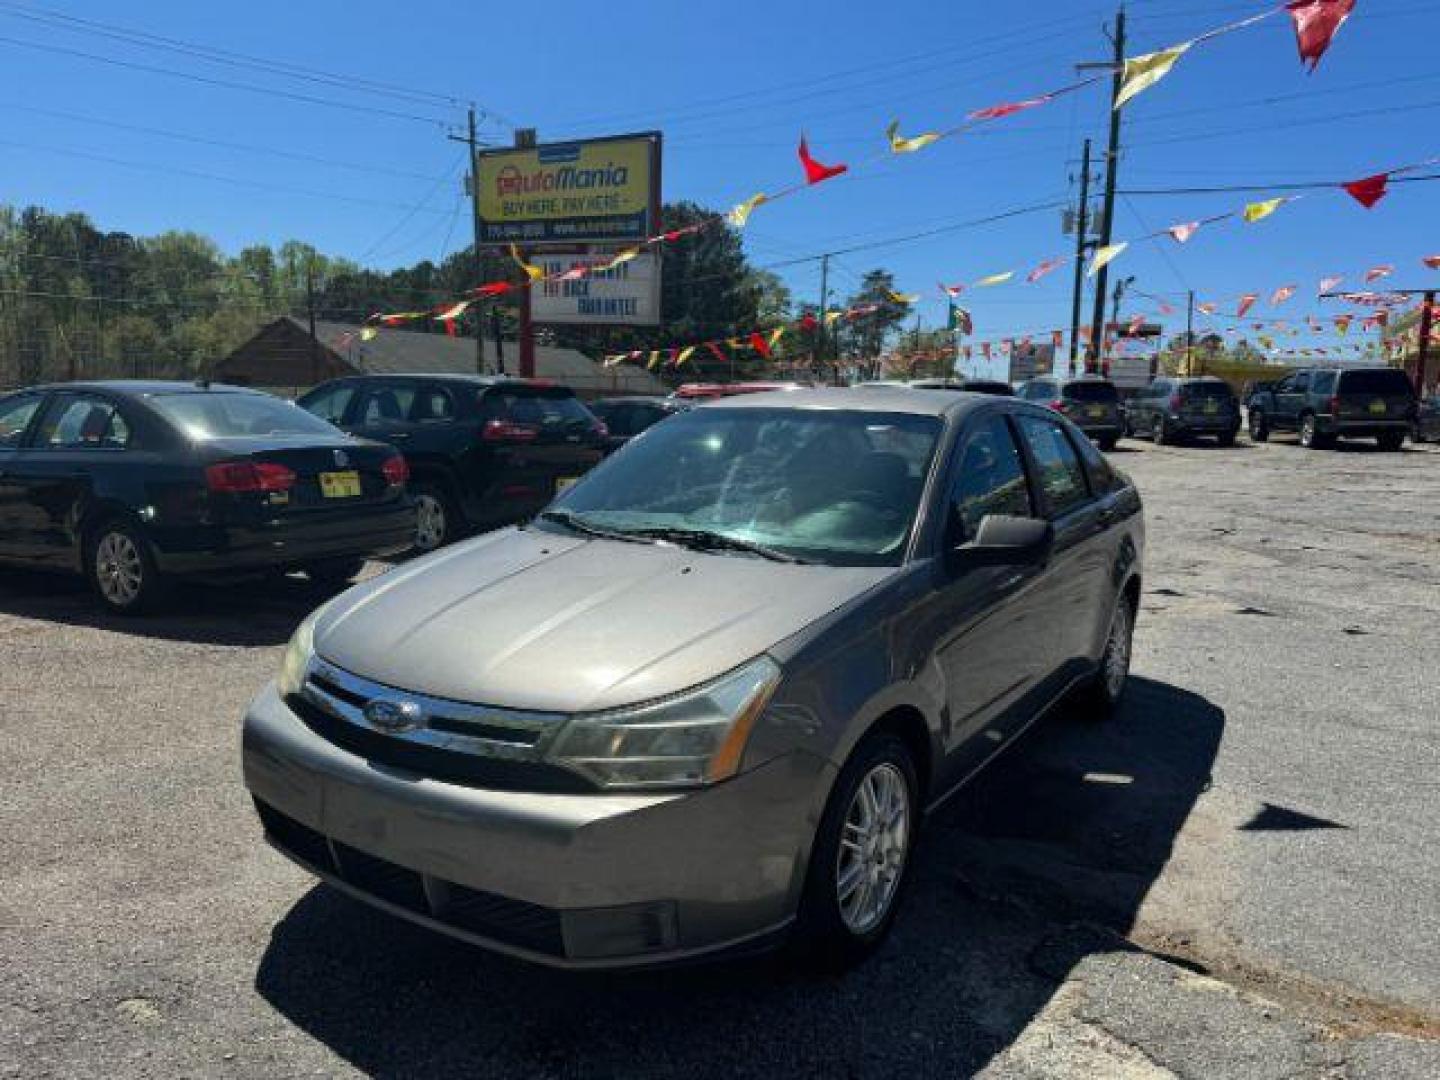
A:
[3,0,1437,349]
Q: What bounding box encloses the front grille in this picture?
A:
[287,693,594,793]
[255,798,565,957]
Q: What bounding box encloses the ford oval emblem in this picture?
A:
[364,699,424,733]
[334,449,350,468]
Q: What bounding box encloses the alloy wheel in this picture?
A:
[1301,415,1316,447]
[835,762,910,935]
[1104,601,1133,700]
[95,531,144,607]
[415,494,447,552]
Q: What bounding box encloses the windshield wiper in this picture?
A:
[538,510,656,545]
[628,526,805,564]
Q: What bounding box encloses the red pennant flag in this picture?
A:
[1027,258,1063,283]
[1127,314,1144,334]
[1318,275,1344,294]
[981,343,991,358]
[1197,302,1217,315]
[968,95,1052,122]
[799,313,818,332]
[1423,255,1440,270]
[442,319,458,338]
[797,136,848,185]
[1343,173,1389,209]
[1366,264,1394,283]
[706,341,727,364]
[939,282,965,298]
[470,281,513,297]
[1287,0,1357,73]
[749,331,772,359]
[1271,285,1297,307]
[1158,301,1176,315]
[1168,221,1201,244]
[1375,310,1390,328]
[1237,293,1259,318]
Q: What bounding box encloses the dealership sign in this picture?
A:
[530,252,661,326]
[477,133,661,245]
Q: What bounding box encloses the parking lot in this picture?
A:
[3,435,1438,1078]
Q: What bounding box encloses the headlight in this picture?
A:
[546,656,782,790]
[276,608,321,698]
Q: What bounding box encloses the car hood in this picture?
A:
[313,527,890,713]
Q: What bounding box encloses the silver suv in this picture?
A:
[243,388,1144,968]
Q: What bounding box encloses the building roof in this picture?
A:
[306,318,669,395]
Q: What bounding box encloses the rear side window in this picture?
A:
[949,414,1033,537]
[1292,373,1312,393]
[36,395,131,449]
[1015,414,1090,516]
[301,384,355,424]
[150,392,336,439]
[1186,381,1236,400]
[483,389,591,427]
[1064,381,1119,403]
[1340,369,1413,396]
[410,386,456,423]
[0,395,43,448]
[1310,372,1336,395]
[360,385,416,424]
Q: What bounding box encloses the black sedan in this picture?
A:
[0,381,416,613]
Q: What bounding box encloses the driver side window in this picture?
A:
[948,414,1033,538]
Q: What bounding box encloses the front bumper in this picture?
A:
[241,682,830,968]
[154,502,416,575]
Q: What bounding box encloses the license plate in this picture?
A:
[1204,400,1218,415]
[1368,399,1387,415]
[319,470,362,498]
[1087,406,1105,419]
[555,476,579,494]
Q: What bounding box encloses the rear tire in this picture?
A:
[1216,431,1236,448]
[1098,434,1118,452]
[1076,593,1135,720]
[412,481,461,554]
[86,519,167,615]
[1299,413,1333,449]
[1249,411,1269,443]
[1153,418,1171,446]
[305,557,365,589]
[1377,431,1405,452]
[792,730,919,971]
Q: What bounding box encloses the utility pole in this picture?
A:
[1068,138,1093,376]
[1087,5,1126,373]
[1186,289,1196,375]
[817,253,830,382]
[491,305,505,375]
[449,106,491,373]
[1108,274,1133,379]
[1417,290,1435,396]
[306,258,319,386]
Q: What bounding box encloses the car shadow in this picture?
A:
[0,564,380,647]
[253,676,1222,1077]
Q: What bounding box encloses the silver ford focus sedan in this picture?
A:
[242,388,1143,968]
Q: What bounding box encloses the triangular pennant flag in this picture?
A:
[768,327,786,351]
[442,318,458,338]
[1319,275,1344,294]
[727,193,768,228]
[981,343,991,358]
[509,244,545,282]
[749,331,772,359]
[887,289,920,305]
[1237,294,1259,318]
[1343,173,1389,209]
[434,299,473,322]
[948,305,973,334]
[602,247,642,271]
[1375,309,1390,328]
[1243,198,1286,223]
[1270,285,1297,307]
[1087,242,1128,277]
[470,281,514,297]
[1158,301,1176,315]
[1027,258,1063,283]
[939,282,965,298]
[798,136,848,185]
[799,313,818,333]
[675,346,696,367]
[1168,220,1201,244]
[968,95,1052,122]
[974,271,1014,288]
[1365,265,1394,283]
[706,341,727,364]
[1423,255,1440,270]
[1115,43,1191,110]
[1197,302,1217,315]
[1334,314,1352,335]
[886,120,941,154]
[1287,0,1357,73]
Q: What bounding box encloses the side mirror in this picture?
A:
[949,513,1054,570]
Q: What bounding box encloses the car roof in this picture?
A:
[21,380,263,397]
[695,386,995,418]
[591,395,677,405]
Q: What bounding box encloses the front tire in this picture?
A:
[1098,434,1118,452]
[1153,418,1172,446]
[1377,431,1405,452]
[1216,430,1236,448]
[1077,594,1135,719]
[1249,410,1269,442]
[1299,413,1333,449]
[87,519,167,615]
[794,731,919,969]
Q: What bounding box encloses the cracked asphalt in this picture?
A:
[1,433,1437,1078]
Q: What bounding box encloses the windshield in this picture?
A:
[1064,381,1119,402]
[150,392,339,439]
[546,407,943,566]
[1339,369,1413,395]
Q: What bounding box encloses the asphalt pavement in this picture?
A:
[2,433,1437,1078]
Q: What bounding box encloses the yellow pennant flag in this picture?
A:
[728,193,768,228]
[887,289,920,304]
[675,345,696,366]
[886,120,941,154]
[1088,242,1128,277]
[434,299,472,322]
[768,327,786,350]
[602,354,621,368]
[603,247,641,271]
[974,272,1014,288]
[509,244,545,282]
[646,350,662,370]
[359,327,378,342]
[824,309,844,326]
[1115,43,1191,110]
[1243,198,1285,224]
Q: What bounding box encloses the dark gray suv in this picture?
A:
[1126,376,1240,446]
[243,389,1144,969]
[1248,367,1416,450]
[1017,376,1123,450]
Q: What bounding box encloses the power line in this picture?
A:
[1119,174,1440,196]
[0,32,453,126]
